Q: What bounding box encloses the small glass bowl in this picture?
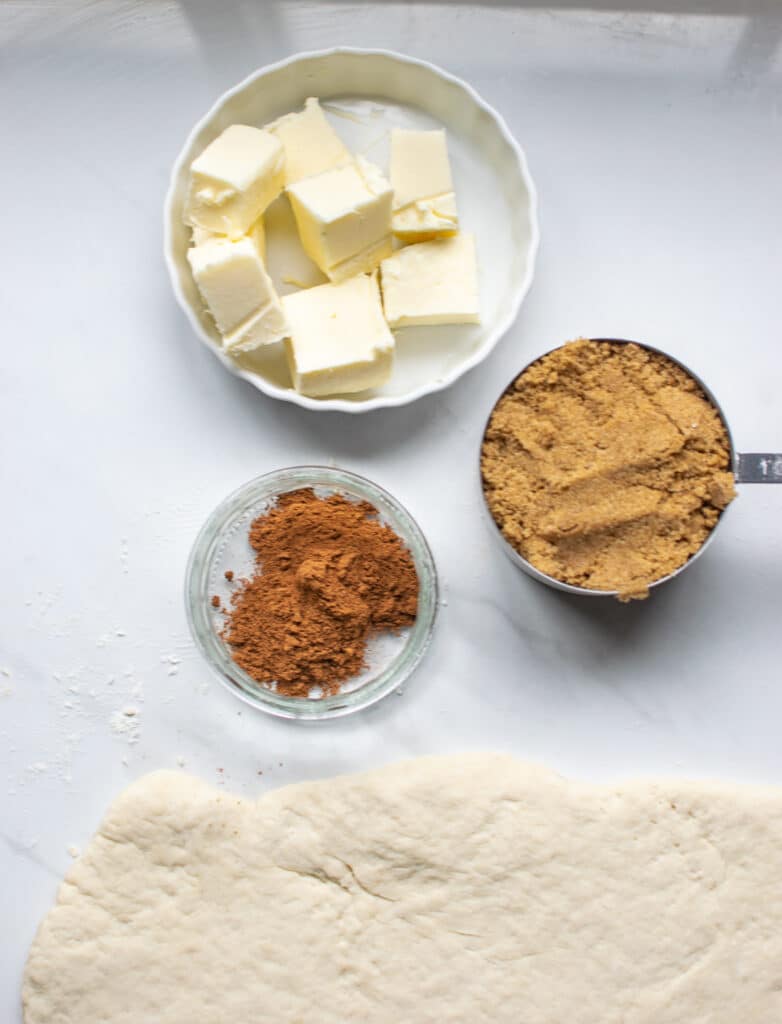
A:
[185,466,438,720]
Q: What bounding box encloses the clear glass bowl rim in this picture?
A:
[184,466,438,720]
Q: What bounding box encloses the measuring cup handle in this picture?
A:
[736,453,782,484]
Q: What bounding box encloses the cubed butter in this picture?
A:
[282,273,394,397]
[190,225,214,247]
[391,193,459,242]
[190,217,266,260]
[287,158,393,283]
[380,233,480,328]
[390,128,459,241]
[185,125,284,239]
[266,97,352,185]
[187,236,288,354]
[247,217,267,261]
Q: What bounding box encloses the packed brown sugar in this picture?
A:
[481,339,736,600]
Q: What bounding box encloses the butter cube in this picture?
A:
[187,237,288,354]
[191,217,266,260]
[247,217,267,261]
[190,225,214,247]
[282,273,394,397]
[391,193,459,242]
[287,158,393,282]
[380,233,480,327]
[185,125,284,239]
[266,98,352,185]
[390,129,459,241]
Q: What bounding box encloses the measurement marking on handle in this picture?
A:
[736,453,782,484]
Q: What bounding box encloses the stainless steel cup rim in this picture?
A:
[479,337,738,598]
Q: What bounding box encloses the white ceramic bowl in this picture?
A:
[164,48,539,413]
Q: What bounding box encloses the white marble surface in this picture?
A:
[2,1,781,1017]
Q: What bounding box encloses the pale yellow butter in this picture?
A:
[247,218,267,261]
[190,225,215,247]
[266,98,352,185]
[380,233,480,328]
[185,125,284,239]
[391,193,459,242]
[187,236,287,354]
[191,217,266,260]
[390,128,458,241]
[282,273,394,397]
[287,157,393,282]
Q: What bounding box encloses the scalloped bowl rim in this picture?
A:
[164,46,540,414]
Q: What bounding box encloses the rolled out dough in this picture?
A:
[23,755,782,1022]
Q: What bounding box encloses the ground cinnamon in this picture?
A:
[481,339,736,600]
[221,488,419,697]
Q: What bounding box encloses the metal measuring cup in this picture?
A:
[480,338,781,598]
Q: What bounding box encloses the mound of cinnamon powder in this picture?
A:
[221,488,419,697]
[481,339,736,600]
